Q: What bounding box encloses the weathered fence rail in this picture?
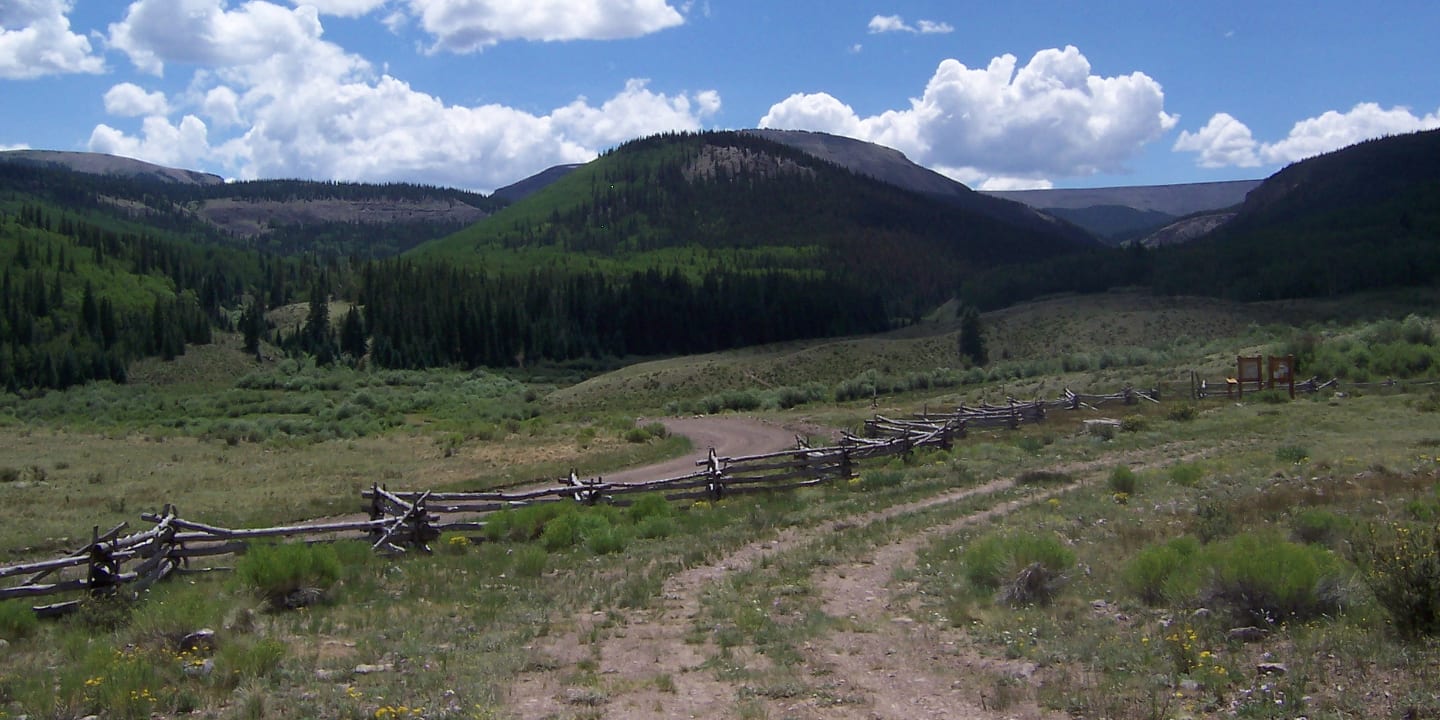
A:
[2,419,958,617]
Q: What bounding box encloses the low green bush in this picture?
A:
[1167,463,1204,487]
[1167,404,1199,422]
[1275,444,1310,464]
[1120,415,1149,433]
[1199,532,1348,625]
[1108,465,1138,495]
[1291,508,1353,547]
[963,532,1074,598]
[236,542,341,609]
[1123,536,1201,605]
[1353,521,1440,639]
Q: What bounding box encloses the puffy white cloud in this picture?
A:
[867,14,952,35]
[406,0,684,54]
[104,83,171,117]
[108,0,328,75]
[760,45,1177,186]
[867,15,908,33]
[0,0,104,78]
[0,142,32,151]
[978,176,1053,191]
[201,85,243,127]
[550,79,717,148]
[1172,112,1259,167]
[1260,102,1440,164]
[90,115,211,166]
[93,0,710,188]
[292,0,390,16]
[1175,103,1440,168]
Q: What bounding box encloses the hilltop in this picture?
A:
[411,130,1093,317]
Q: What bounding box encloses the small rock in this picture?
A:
[1257,662,1288,676]
[182,659,214,678]
[1191,607,1211,618]
[354,663,394,675]
[178,628,217,654]
[891,616,915,624]
[315,669,344,681]
[1228,626,1270,643]
[0,638,9,650]
[1179,678,1201,692]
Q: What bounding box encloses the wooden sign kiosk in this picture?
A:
[1229,354,1295,399]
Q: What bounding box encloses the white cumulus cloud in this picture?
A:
[1172,112,1259,167]
[759,45,1177,187]
[93,0,712,189]
[90,115,212,166]
[1175,102,1440,168]
[292,0,390,16]
[406,0,684,54]
[867,14,952,34]
[104,82,171,117]
[0,0,105,79]
[108,0,328,75]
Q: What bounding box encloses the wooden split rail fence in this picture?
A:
[1,420,960,617]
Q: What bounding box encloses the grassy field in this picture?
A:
[2,291,1440,719]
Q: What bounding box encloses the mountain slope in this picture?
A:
[0,149,224,185]
[410,131,1092,316]
[0,158,504,258]
[1151,129,1440,300]
[988,180,1260,216]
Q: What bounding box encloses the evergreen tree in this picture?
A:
[958,304,987,366]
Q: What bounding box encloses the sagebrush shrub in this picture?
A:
[1109,465,1138,495]
[1353,521,1440,639]
[1199,532,1348,625]
[236,542,341,609]
[1291,509,1352,547]
[1123,536,1200,605]
[963,532,1074,604]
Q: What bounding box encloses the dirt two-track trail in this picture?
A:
[506,420,1222,720]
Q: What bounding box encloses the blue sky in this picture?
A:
[2,1,1438,193]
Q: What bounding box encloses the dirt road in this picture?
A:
[599,416,810,484]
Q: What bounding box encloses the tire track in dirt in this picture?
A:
[771,442,1232,720]
[505,438,1230,719]
[502,440,1194,719]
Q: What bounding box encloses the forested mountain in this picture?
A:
[412,131,1093,319]
[1151,129,1440,299]
[961,129,1440,307]
[0,199,314,391]
[0,160,504,259]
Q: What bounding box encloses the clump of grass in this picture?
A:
[1120,415,1149,433]
[1108,465,1138,495]
[513,546,547,577]
[0,599,38,640]
[1276,444,1310,464]
[235,542,342,609]
[1168,463,1204,487]
[1167,404,1198,422]
[962,532,1075,605]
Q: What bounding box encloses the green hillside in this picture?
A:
[1153,128,1440,299]
[962,129,1440,308]
[410,131,1092,318]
